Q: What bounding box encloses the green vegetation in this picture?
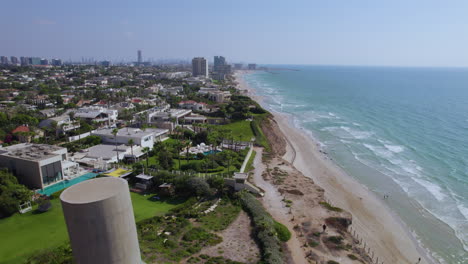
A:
[61,135,101,153]
[308,240,319,247]
[0,191,184,264]
[137,216,220,263]
[327,236,344,244]
[187,255,245,264]
[198,200,241,232]
[327,261,340,264]
[274,221,292,242]
[138,198,240,263]
[24,243,73,264]
[238,192,284,264]
[319,201,343,212]
[219,120,254,141]
[348,254,358,260]
[244,150,256,172]
[250,115,270,151]
[0,169,32,218]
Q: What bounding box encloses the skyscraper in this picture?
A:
[29,57,41,65]
[0,56,8,65]
[20,57,30,66]
[248,64,257,70]
[137,50,142,65]
[52,59,62,66]
[10,56,19,65]
[192,57,208,78]
[214,56,226,72]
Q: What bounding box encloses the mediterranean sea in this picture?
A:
[243,65,468,264]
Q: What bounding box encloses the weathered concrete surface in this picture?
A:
[60,177,141,264]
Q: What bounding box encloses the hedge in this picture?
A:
[237,192,284,264]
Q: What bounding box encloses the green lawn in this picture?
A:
[0,192,185,264]
[220,120,255,141]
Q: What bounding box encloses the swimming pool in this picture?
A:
[203,150,221,155]
[37,172,98,196]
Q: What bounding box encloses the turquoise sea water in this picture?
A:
[243,66,468,264]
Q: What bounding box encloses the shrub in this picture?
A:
[25,243,73,264]
[348,254,358,260]
[327,261,340,264]
[325,217,352,231]
[238,192,284,264]
[274,221,291,242]
[187,178,212,197]
[319,201,343,212]
[327,236,343,244]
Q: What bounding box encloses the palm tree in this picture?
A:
[128,139,135,162]
[142,147,150,170]
[184,140,191,160]
[112,128,120,163]
[173,140,183,169]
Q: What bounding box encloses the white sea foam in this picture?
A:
[384,144,405,153]
[340,126,374,139]
[363,143,394,159]
[413,178,447,201]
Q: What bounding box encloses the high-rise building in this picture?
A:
[52,59,62,66]
[137,50,142,65]
[192,57,208,78]
[10,56,19,65]
[234,63,243,70]
[29,57,41,65]
[214,56,226,72]
[60,177,141,264]
[100,60,111,67]
[20,57,30,66]
[40,59,49,65]
[0,56,8,65]
[248,63,257,70]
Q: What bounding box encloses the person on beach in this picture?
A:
[322,224,327,233]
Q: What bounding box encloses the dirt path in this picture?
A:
[251,147,308,264]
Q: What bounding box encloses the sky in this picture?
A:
[2,0,468,67]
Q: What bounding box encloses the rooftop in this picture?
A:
[93,128,168,138]
[0,143,65,161]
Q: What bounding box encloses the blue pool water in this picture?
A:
[37,172,98,196]
[203,150,221,155]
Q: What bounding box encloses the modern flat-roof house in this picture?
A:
[92,128,169,149]
[39,114,80,133]
[0,143,69,189]
[75,106,118,124]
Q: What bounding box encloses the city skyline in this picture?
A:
[2,1,468,67]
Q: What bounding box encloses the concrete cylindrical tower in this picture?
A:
[60,177,141,264]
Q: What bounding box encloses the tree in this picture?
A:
[173,140,183,169]
[186,177,212,197]
[142,147,150,169]
[112,128,120,163]
[128,139,135,162]
[0,170,32,218]
[157,147,174,170]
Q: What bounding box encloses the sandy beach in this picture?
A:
[236,71,435,264]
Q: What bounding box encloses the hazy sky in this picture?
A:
[2,0,468,66]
